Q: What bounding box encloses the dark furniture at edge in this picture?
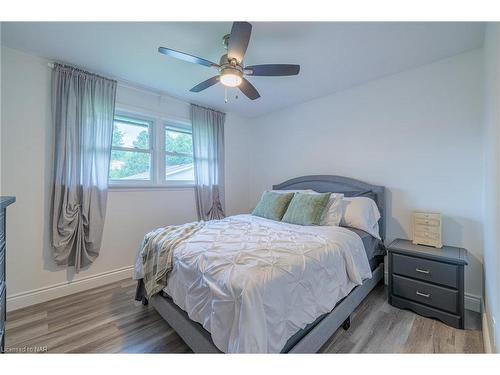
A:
[1,196,15,353]
[388,238,468,329]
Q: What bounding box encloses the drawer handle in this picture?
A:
[415,268,430,274]
[416,291,431,298]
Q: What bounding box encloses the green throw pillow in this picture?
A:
[252,191,295,221]
[282,192,332,226]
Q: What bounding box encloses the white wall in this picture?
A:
[482,23,500,353]
[0,46,251,310]
[247,49,485,303]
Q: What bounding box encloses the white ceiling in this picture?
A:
[1,22,485,118]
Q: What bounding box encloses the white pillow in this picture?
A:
[340,197,381,239]
[319,193,344,226]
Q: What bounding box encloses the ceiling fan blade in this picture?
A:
[245,64,300,76]
[190,76,220,92]
[239,78,260,100]
[158,47,219,68]
[227,22,252,63]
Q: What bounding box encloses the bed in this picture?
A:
[135,175,385,353]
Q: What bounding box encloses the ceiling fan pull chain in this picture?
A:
[225,87,228,103]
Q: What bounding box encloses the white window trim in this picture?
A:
[108,107,195,189]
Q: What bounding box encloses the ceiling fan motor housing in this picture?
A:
[218,54,243,87]
[219,53,241,68]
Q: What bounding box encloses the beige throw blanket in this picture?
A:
[138,222,205,298]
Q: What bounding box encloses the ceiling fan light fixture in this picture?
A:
[159,22,300,101]
[220,71,242,87]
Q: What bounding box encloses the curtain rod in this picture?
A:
[48,62,117,83]
[47,62,164,97]
[191,103,226,116]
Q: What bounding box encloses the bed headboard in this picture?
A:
[272,175,386,241]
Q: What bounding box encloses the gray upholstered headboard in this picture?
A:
[272,175,386,242]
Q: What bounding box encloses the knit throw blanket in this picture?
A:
[137,222,205,298]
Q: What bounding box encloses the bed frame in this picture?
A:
[137,175,386,353]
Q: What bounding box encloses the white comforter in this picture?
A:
[156,214,371,353]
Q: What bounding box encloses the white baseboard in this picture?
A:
[6,266,134,312]
[465,293,482,313]
[482,311,493,353]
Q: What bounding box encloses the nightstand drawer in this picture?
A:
[0,210,4,244]
[392,274,458,314]
[0,244,4,282]
[0,283,5,333]
[414,224,440,234]
[414,212,440,220]
[413,230,440,241]
[392,253,458,288]
[414,217,440,227]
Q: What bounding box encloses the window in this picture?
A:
[109,115,152,182]
[165,125,194,182]
[108,112,194,187]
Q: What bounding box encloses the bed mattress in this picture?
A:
[347,227,384,270]
[160,214,372,353]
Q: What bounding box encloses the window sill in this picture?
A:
[109,184,195,192]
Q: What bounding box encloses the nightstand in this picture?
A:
[388,239,468,329]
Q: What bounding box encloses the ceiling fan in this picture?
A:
[158,22,300,100]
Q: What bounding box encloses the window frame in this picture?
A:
[108,108,194,189]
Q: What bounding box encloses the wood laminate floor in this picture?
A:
[5,279,484,353]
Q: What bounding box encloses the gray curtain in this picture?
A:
[51,63,117,272]
[190,104,226,221]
